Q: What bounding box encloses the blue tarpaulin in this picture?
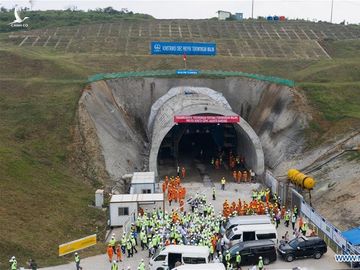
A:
[342,227,360,245]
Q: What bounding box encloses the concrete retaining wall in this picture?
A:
[79,77,307,189]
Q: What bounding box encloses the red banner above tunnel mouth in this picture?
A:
[174,115,240,123]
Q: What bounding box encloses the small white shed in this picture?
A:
[217,10,231,20]
[130,172,155,194]
[95,189,104,208]
[109,194,138,227]
[109,193,164,227]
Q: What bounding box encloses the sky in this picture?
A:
[1,0,360,24]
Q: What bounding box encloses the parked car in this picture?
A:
[149,245,210,270]
[173,263,225,270]
[223,223,278,249]
[225,239,277,266]
[277,236,327,262]
[220,215,271,235]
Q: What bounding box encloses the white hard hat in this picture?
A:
[75,252,78,255]
[113,260,117,263]
[11,256,15,259]
[259,256,262,259]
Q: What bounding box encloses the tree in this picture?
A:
[103,6,119,14]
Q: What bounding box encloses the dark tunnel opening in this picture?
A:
[157,123,240,170]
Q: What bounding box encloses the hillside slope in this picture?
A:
[0,49,107,268]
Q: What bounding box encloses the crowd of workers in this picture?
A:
[100,186,308,270]
[7,155,310,270]
[162,175,187,209]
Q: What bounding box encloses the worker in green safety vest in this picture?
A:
[10,256,17,270]
[225,250,231,264]
[285,211,290,227]
[235,251,242,269]
[258,256,264,270]
[109,235,116,253]
[126,239,132,257]
[138,259,145,270]
[111,260,118,270]
[74,252,82,270]
[221,177,226,190]
[140,230,148,250]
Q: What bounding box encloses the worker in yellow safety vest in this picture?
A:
[221,177,226,190]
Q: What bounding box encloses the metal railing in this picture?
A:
[87,70,295,87]
[265,171,360,268]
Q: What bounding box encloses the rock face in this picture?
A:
[274,132,360,230]
[77,77,308,191]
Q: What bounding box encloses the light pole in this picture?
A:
[251,0,254,19]
[330,0,334,23]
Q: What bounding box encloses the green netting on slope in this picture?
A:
[87,70,295,87]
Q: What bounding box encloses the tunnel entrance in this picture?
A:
[157,122,239,177]
[158,123,238,162]
[148,86,265,177]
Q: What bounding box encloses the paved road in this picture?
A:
[41,181,349,270]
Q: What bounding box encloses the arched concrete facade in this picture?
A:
[148,86,232,135]
[148,87,265,177]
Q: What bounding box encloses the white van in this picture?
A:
[223,223,278,248]
[149,245,210,270]
[173,263,225,270]
[220,215,271,235]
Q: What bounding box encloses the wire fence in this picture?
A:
[87,70,295,87]
[265,171,360,268]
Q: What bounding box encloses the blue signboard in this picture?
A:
[176,70,199,75]
[151,42,216,56]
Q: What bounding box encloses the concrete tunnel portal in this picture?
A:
[148,86,265,178]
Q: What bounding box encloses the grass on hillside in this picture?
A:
[0,54,107,268]
[0,36,359,267]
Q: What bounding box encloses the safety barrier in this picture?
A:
[264,171,360,268]
[87,70,295,87]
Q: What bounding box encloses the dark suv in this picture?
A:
[225,240,277,266]
[278,236,327,262]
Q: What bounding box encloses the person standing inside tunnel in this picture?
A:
[215,159,220,169]
[242,170,248,182]
[221,177,226,190]
[237,170,242,183]
[181,167,186,178]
